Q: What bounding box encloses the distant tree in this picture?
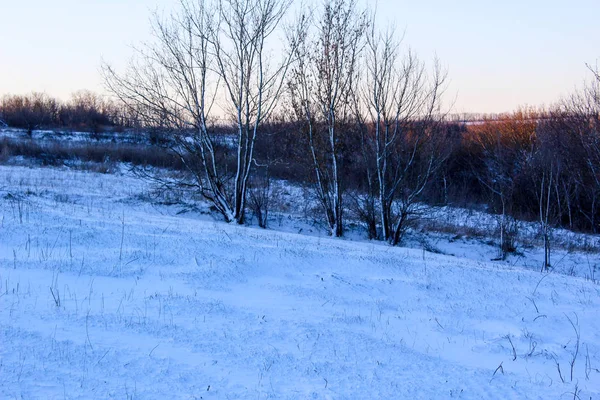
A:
[561,63,600,233]
[525,132,558,270]
[466,110,538,258]
[0,93,58,135]
[59,90,112,135]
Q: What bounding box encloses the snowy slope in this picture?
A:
[1,165,599,399]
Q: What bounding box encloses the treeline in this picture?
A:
[0,90,148,135]
[454,107,600,236]
[3,0,598,250]
[98,0,600,249]
[431,104,600,250]
[253,102,600,245]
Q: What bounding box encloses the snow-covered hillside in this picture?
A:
[1,165,599,399]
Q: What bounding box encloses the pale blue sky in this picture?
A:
[0,0,598,113]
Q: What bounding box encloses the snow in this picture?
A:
[1,164,599,399]
[0,127,148,144]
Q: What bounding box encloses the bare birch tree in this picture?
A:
[288,0,366,237]
[103,0,293,224]
[212,0,294,223]
[353,23,447,245]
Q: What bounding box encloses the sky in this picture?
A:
[0,0,598,114]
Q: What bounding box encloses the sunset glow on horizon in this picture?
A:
[0,0,598,114]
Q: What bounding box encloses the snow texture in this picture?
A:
[1,165,599,399]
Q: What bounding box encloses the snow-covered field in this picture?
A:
[1,165,599,399]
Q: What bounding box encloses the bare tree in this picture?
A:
[212,0,294,224]
[0,93,59,135]
[247,159,273,228]
[563,63,600,233]
[353,22,447,245]
[103,0,231,219]
[537,161,555,270]
[61,90,112,135]
[103,0,293,224]
[468,111,537,258]
[473,137,520,260]
[288,0,366,237]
